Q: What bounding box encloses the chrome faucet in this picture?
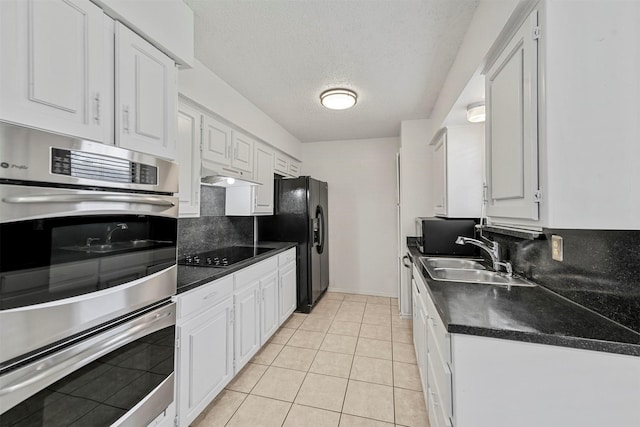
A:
[455,236,512,275]
[105,223,128,244]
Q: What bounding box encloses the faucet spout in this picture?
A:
[455,236,509,274]
[105,223,128,245]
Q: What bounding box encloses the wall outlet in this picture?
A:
[551,235,564,262]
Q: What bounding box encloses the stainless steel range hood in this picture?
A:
[201,162,261,187]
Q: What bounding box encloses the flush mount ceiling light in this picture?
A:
[320,88,357,110]
[466,102,486,123]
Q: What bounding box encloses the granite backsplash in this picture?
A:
[486,229,640,333]
[177,186,254,258]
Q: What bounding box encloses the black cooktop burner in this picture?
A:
[179,246,274,267]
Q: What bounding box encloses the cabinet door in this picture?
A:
[279,262,297,324]
[432,131,447,216]
[178,297,234,427]
[177,101,201,218]
[485,10,539,221]
[260,271,279,343]
[0,0,108,142]
[115,22,176,160]
[202,115,232,166]
[234,281,261,372]
[231,132,254,173]
[252,143,275,214]
[274,152,289,176]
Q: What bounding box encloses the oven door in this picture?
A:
[0,184,178,368]
[0,302,176,426]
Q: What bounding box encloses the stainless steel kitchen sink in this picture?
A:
[62,240,167,253]
[421,257,487,270]
[419,257,535,287]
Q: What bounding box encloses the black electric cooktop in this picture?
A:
[178,246,274,267]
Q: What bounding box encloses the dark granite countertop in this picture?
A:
[407,242,640,357]
[177,242,297,294]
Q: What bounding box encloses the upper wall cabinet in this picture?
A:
[202,114,254,179]
[177,100,202,218]
[485,1,640,230]
[430,126,484,218]
[485,9,539,223]
[115,22,177,160]
[226,141,274,216]
[0,0,109,142]
[274,151,301,178]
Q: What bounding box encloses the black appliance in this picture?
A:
[258,176,329,313]
[179,246,274,267]
[416,217,477,255]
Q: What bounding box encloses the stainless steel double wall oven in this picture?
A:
[0,123,179,426]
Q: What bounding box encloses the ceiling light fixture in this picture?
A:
[466,102,486,123]
[320,88,357,110]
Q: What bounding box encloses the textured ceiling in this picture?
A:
[184,0,479,142]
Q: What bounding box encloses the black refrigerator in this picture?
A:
[258,176,329,313]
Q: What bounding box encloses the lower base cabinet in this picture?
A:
[412,267,640,427]
[177,296,233,426]
[174,248,297,427]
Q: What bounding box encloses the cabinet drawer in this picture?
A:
[235,257,278,289]
[427,356,453,427]
[278,248,296,266]
[177,275,234,320]
[424,291,450,363]
[427,325,452,418]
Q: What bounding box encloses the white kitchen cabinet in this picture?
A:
[226,142,274,216]
[177,100,201,218]
[202,115,232,167]
[234,256,279,372]
[201,113,255,180]
[259,271,279,343]
[485,9,539,223]
[0,0,109,142]
[177,296,234,427]
[411,275,428,395]
[431,131,447,216]
[115,22,177,160]
[233,279,261,372]
[175,275,235,427]
[274,152,290,176]
[231,132,254,174]
[288,159,301,177]
[430,126,484,218]
[278,249,297,324]
[412,265,640,427]
[253,143,275,214]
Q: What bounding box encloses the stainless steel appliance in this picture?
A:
[258,176,329,313]
[415,217,476,255]
[0,123,179,426]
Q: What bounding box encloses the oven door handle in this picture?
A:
[3,194,176,207]
[0,303,175,414]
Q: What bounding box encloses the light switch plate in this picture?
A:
[551,235,563,262]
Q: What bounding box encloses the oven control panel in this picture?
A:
[51,148,158,185]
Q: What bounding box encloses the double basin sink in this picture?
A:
[419,257,535,287]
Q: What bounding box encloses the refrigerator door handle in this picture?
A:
[316,205,325,254]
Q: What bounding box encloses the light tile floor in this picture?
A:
[192,292,429,427]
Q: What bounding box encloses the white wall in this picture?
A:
[302,138,399,297]
[428,0,520,139]
[178,59,303,159]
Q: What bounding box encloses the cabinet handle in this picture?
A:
[122,105,130,133]
[203,291,217,300]
[94,93,101,125]
[234,146,238,159]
